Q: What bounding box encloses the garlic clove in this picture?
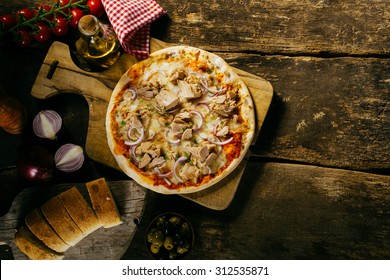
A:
[32,110,62,139]
[54,144,85,173]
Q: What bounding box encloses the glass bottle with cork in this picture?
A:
[75,14,121,69]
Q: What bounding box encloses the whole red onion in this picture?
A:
[17,144,55,183]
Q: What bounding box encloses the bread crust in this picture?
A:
[14,226,64,260]
[25,208,70,253]
[58,187,102,235]
[41,196,85,246]
[86,178,122,228]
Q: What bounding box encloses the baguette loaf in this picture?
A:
[14,226,64,260]
[41,196,85,246]
[25,208,70,253]
[86,178,122,228]
[58,187,102,235]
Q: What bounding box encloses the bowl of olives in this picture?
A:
[146,212,194,260]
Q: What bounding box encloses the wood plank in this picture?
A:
[154,0,389,56]
[124,162,390,259]
[218,53,390,171]
[0,180,147,260]
[30,40,273,210]
[2,1,388,56]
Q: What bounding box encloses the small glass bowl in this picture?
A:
[145,212,194,260]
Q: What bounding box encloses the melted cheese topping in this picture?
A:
[111,49,251,189]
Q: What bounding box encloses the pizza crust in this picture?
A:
[106,46,255,194]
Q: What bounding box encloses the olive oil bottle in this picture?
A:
[75,15,120,69]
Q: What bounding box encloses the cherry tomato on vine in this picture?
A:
[33,21,52,43]
[15,28,33,47]
[17,9,35,22]
[0,14,16,30]
[87,0,105,18]
[69,8,85,29]
[54,0,77,14]
[35,4,54,20]
[55,0,76,4]
[52,16,69,37]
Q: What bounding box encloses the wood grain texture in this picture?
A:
[219,53,390,171]
[154,0,389,56]
[2,1,388,56]
[124,162,390,259]
[0,180,147,260]
[30,40,273,210]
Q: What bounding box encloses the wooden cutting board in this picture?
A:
[0,180,147,260]
[31,39,273,210]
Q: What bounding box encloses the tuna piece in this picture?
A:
[216,125,229,137]
[179,163,200,183]
[204,153,218,167]
[138,153,151,169]
[188,145,210,162]
[136,141,161,158]
[177,80,201,99]
[155,89,179,110]
[148,156,165,169]
[181,128,193,140]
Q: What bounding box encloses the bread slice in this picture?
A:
[41,196,85,246]
[25,208,70,253]
[14,226,64,260]
[58,187,102,235]
[86,178,122,228]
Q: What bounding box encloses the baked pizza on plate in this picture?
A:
[106,46,255,194]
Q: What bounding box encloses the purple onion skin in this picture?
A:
[17,144,55,183]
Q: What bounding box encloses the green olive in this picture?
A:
[176,245,189,254]
[163,236,175,250]
[169,250,178,259]
[147,228,157,243]
[151,230,164,247]
[168,216,181,225]
[150,244,160,254]
[156,216,166,227]
[181,222,190,233]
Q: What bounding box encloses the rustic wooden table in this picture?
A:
[0,0,389,259]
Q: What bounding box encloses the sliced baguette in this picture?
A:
[86,178,122,228]
[14,226,64,260]
[25,208,70,253]
[41,196,85,246]
[58,187,102,235]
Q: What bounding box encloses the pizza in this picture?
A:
[106,46,255,194]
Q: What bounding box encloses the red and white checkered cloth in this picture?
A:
[101,0,166,59]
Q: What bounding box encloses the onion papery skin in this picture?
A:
[32,110,62,140]
[54,144,85,173]
[17,144,55,183]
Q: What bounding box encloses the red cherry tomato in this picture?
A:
[54,0,76,14]
[33,21,52,43]
[52,16,69,37]
[15,28,33,47]
[0,14,17,30]
[69,8,85,29]
[87,0,105,18]
[35,4,54,20]
[17,9,35,22]
[55,0,75,5]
